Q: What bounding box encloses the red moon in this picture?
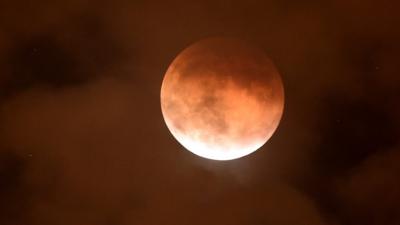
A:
[161,38,284,160]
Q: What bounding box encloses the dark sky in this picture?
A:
[0,0,399,224]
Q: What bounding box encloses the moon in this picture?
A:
[160,38,284,160]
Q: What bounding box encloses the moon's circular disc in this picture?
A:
[161,38,284,160]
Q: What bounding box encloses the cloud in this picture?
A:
[0,77,327,225]
[333,148,400,225]
[0,0,399,224]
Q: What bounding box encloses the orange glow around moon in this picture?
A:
[161,38,284,160]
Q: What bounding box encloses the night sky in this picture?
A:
[1,0,400,225]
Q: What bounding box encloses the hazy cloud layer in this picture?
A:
[0,0,399,224]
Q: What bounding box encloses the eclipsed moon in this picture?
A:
[160,38,284,160]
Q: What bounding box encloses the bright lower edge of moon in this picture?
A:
[160,38,285,161]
